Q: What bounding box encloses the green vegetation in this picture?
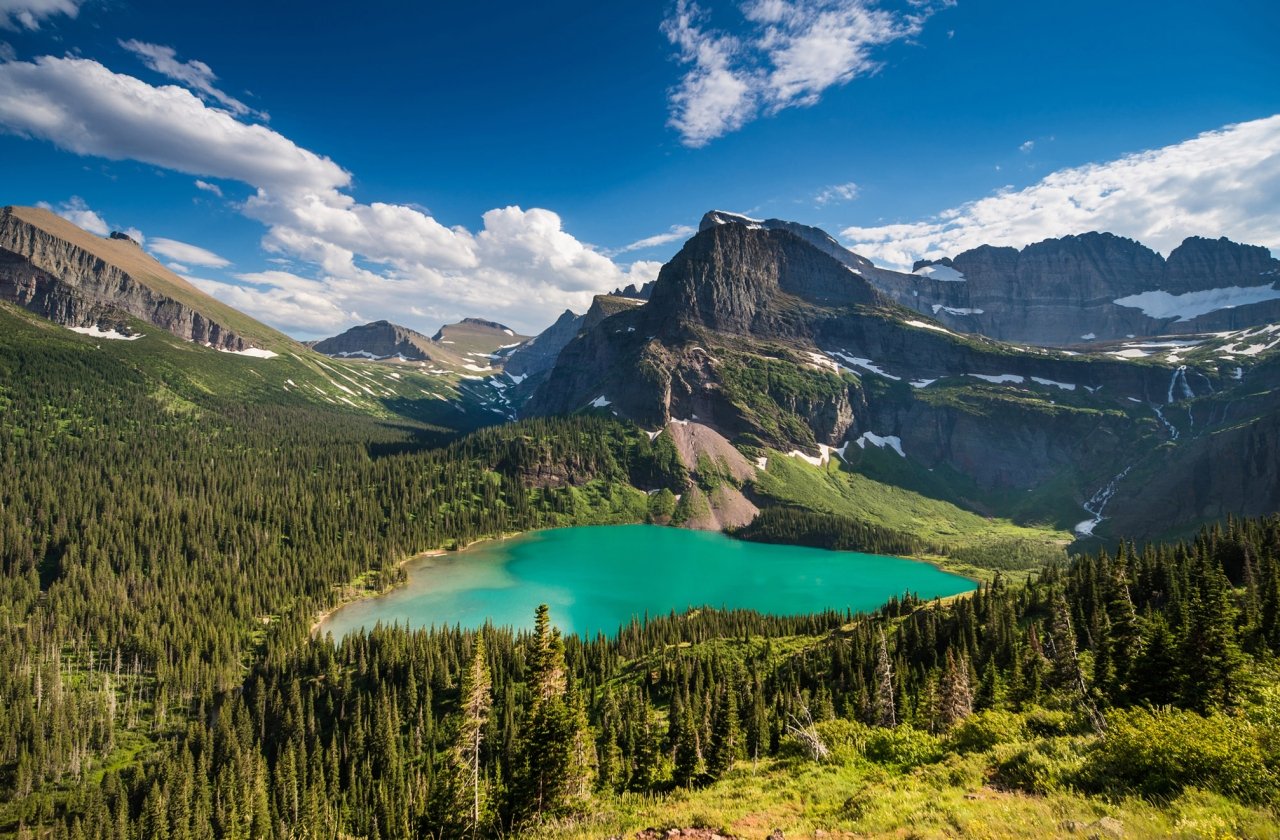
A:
[749,448,1071,579]
[3,301,1280,838]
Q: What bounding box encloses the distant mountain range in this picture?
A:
[5,201,1280,542]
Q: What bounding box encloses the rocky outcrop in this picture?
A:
[311,320,437,360]
[0,206,259,351]
[503,308,584,379]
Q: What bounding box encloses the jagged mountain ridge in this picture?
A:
[0,205,290,352]
[699,211,1280,347]
[528,217,1279,540]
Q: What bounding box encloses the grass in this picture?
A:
[750,450,1071,580]
[528,756,1279,839]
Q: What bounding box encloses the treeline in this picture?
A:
[22,516,1280,837]
[733,506,925,556]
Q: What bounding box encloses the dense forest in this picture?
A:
[2,313,1280,837]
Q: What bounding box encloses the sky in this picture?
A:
[0,0,1277,338]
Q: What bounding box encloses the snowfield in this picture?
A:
[1113,284,1280,321]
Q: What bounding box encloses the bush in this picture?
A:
[1023,707,1081,738]
[811,718,870,764]
[864,726,944,769]
[1081,707,1278,803]
[992,737,1085,795]
[949,709,1027,753]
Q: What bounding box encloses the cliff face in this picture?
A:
[0,206,267,351]
[890,233,1280,345]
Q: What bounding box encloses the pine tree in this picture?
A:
[872,627,896,727]
[936,649,972,729]
[441,632,493,839]
[705,683,739,779]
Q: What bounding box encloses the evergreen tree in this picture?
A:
[872,627,897,727]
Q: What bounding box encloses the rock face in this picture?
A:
[311,320,438,360]
[525,214,1280,540]
[0,206,272,351]
[892,233,1280,345]
[503,308,584,380]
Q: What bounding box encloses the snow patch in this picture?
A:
[825,350,901,381]
[68,324,142,341]
[909,378,937,389]
[1108,348,1150,359]
[1113,284,1280,321]
[905,319,958,336]
[220,347,278,359]
[1080,333,1096,340]
[931,305,983,316]
[913,264,966,282]
[755,456,768,471]
[1030,376,1076,391]
[855,432,905,457]
[506,372,528,384]
[588,395,612,408]
[785,445,832,467]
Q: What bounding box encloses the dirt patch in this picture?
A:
[666,421,757,483]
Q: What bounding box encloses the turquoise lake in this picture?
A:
[319,524,975,638]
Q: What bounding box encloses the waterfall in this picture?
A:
[1166,365,1194,404]
[1151,404,1178,440]
[1074,466,1133,537]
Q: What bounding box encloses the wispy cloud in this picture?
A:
[663,0,949,147]
[613,224,697,254]
[148,237,230,268]
[119,40,265,120]
[0,55,661,334]
[842,115,1280,268]
[814,181,859,205]
[0,0,81,31]
[194,179,223,197]
[1018,139,1034,153]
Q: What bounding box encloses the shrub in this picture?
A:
[949,709,1027,753]
[992,738,1084,795]
[1022,706,1080,738]
[864,726,944,769]
[1081,707,1277,803]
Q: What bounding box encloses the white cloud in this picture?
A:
[1019,139,1034,153]
[148,236,230,268]
[119,40,264,120]
[613,224,697,254]
[842,114,1280,268]
[0,0,81,31]
[814,181,859,205]
[37,195,107,235]
[166,262,189,273]
[663,0,945,147]
[0,55,662,335]
[194,179,222,197]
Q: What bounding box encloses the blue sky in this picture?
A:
[0,0,1277,336]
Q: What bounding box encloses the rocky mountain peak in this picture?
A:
[646,222,880,336]
[108,231,140,246]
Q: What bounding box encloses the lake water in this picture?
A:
[319,524,975,638]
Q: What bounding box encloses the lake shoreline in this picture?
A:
[310,531,528,638]
[313,523,982,640]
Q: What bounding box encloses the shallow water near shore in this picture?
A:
[319,524,975,638]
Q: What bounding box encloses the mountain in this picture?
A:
[310,319,440,361]
[529,215,1280,541]
[0,205,288,352]
[699,211,1280,347]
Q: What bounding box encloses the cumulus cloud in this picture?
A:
[194,179,222,197]
[148,237,230,268]
[663,0,946,147]
[612,224,697,254]
[842,114,1280,268]
[0,54,661,335]
[0,0,80,31]
[37,195,107,235]
[814,181,859,205]
[119,40,265,120]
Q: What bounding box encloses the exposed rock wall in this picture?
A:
[0,207,250,350]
